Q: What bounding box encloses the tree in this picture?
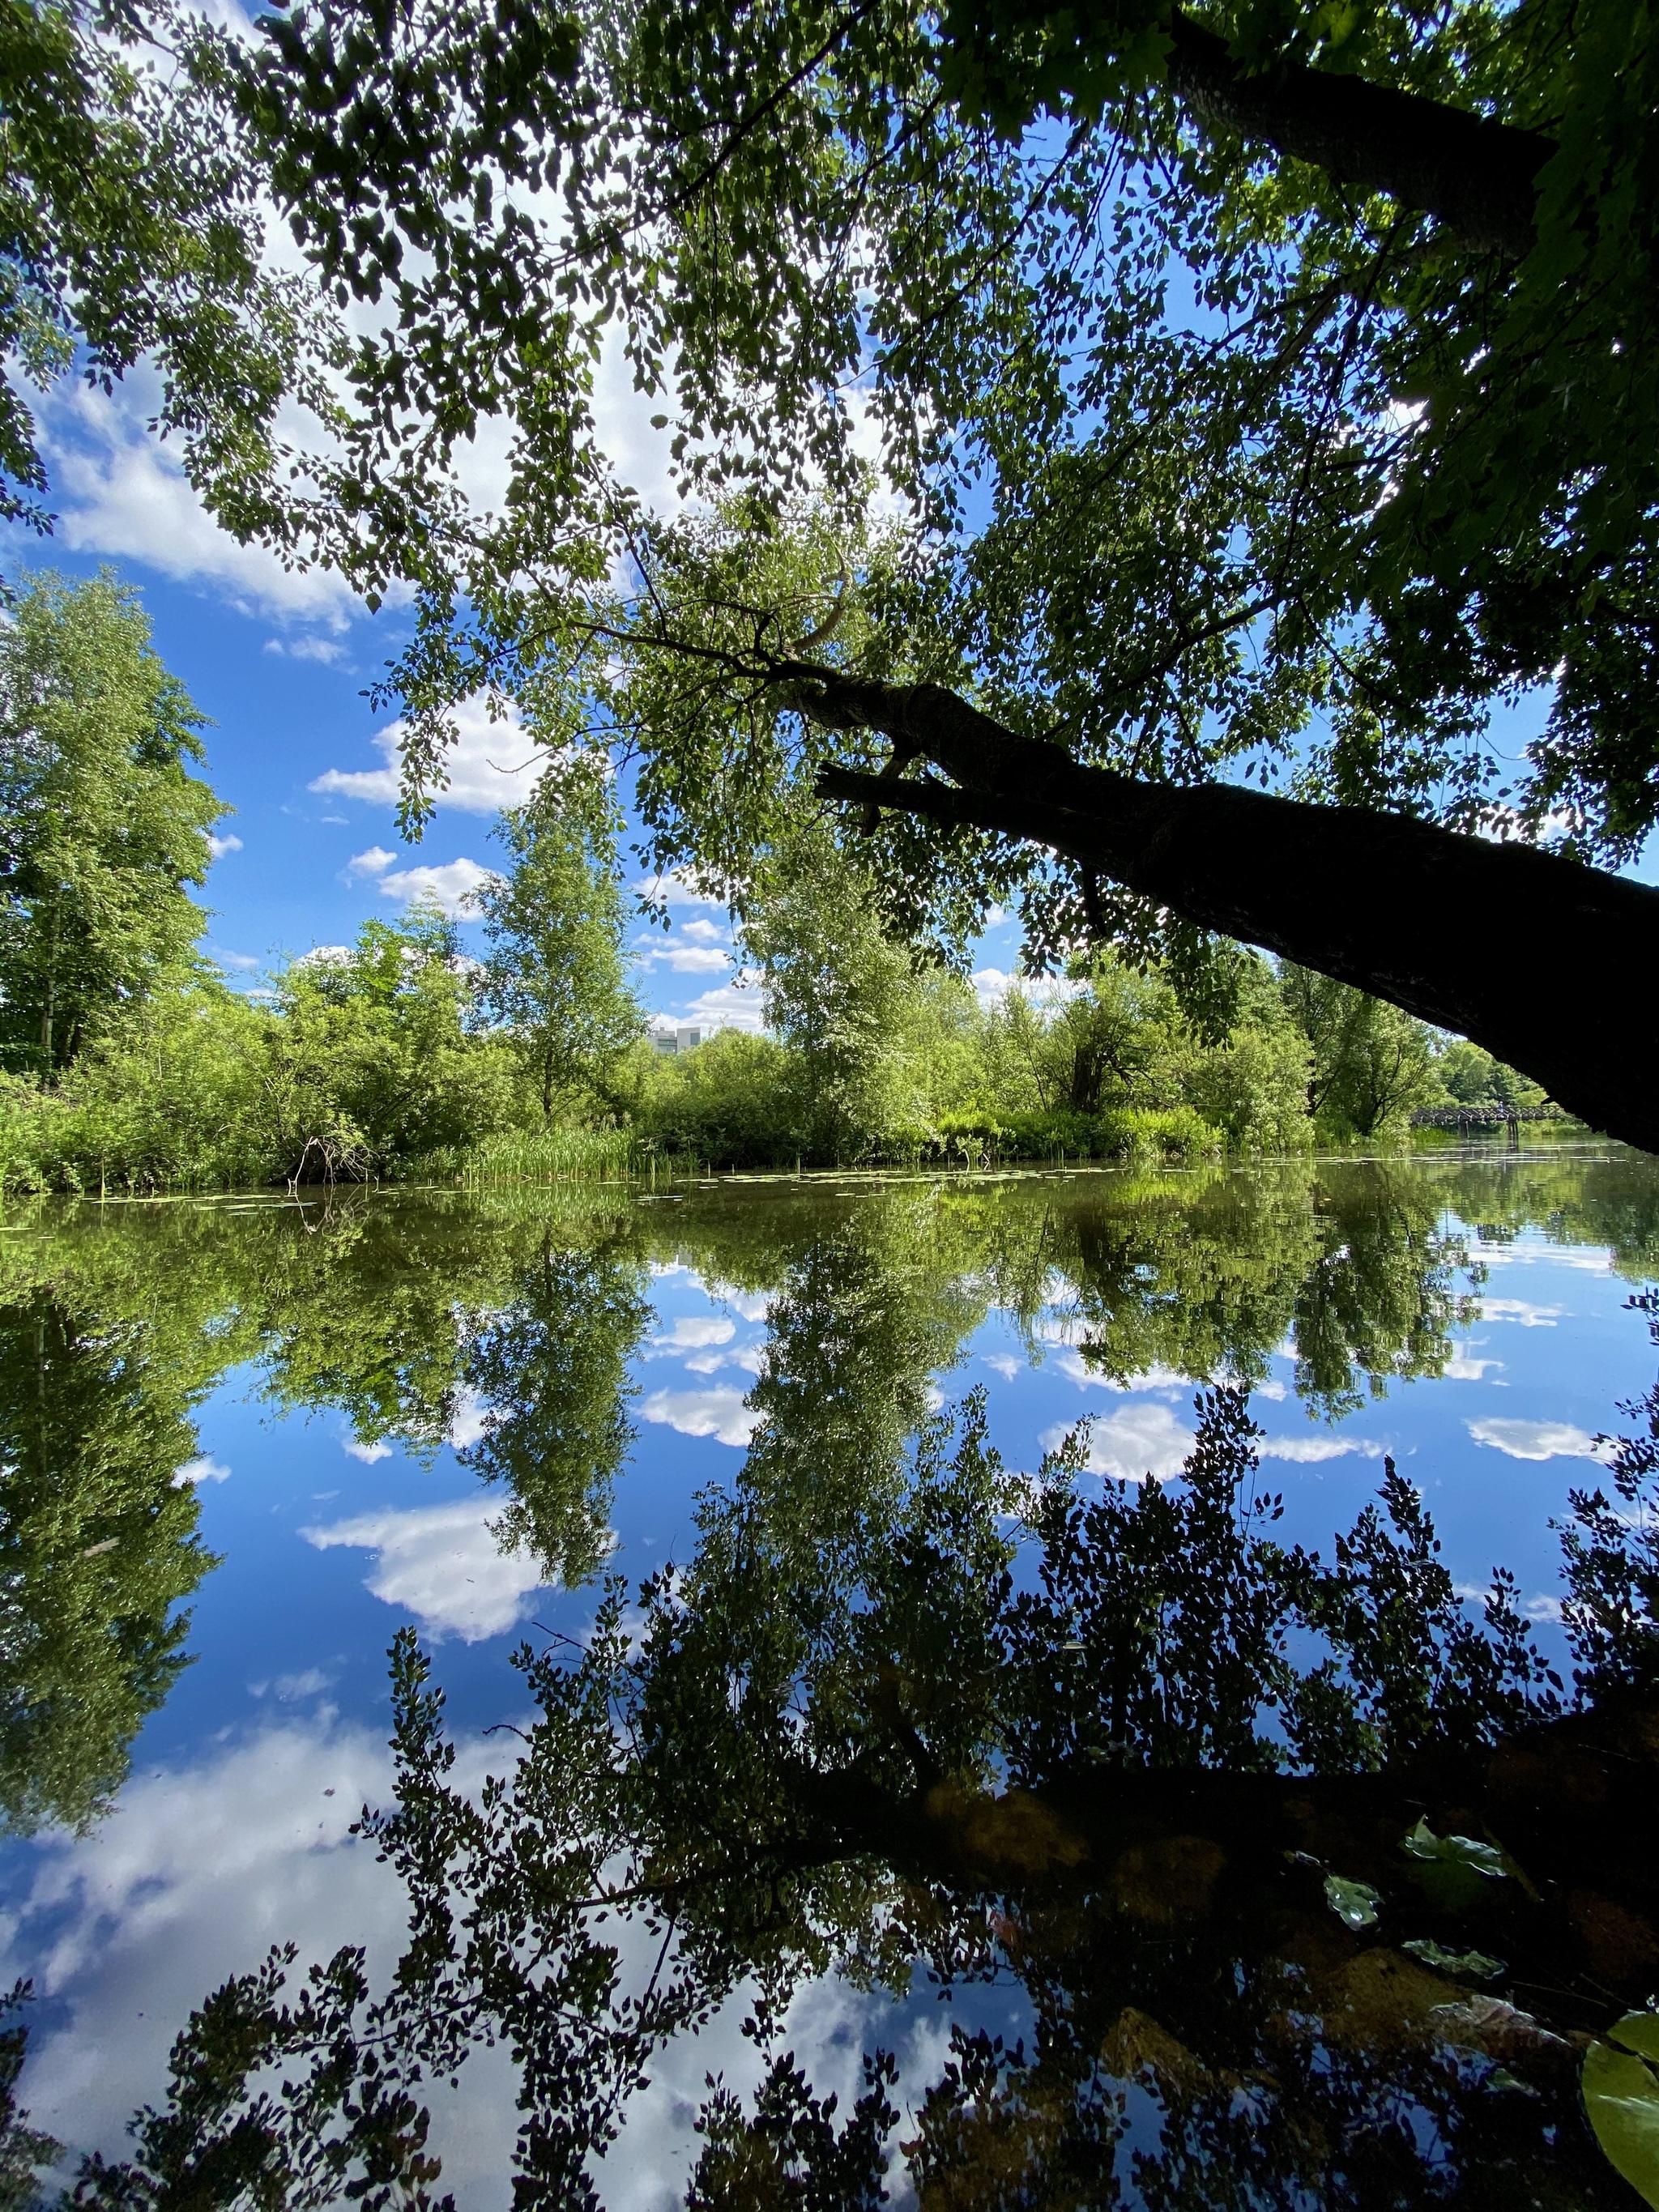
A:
[1282,965,1444,1138]
[173,0,1659,1145]
[0,572,225,1076]
[258,907,517,1178]
[743,827,931,1161]
[0,1286,218,1835]
[470,802,643,1119]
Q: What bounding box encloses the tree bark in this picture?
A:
[795,671,1659,1153]
[1158,9,1553,260]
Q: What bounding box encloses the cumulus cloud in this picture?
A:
[301,1499,549,1641]
[1257,1434,1388,1464]
[1466,1418,1614,1463]
[1481,1299,1564,1328]
[1042,1403,1195,1484]
[636,942,732,974]
[173,1455,229,1485]
[264,635,345,663]
[1445,1341,1504,1381]
[342,1436,393,1464]
[982,1353,1022,1380]
[681,980,768,1033]
[347,849,497,917]
[45,381,360,629]
[204,831,243,859]
[649,1316,736,1355]
[632,867,727,909]
[205,946,260,973]
[639,1387,762,1447]
[1051,1353,1192,1396]
[312,697,547,815]
[677,918,726,945]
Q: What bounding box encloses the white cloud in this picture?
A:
[301,1499,548,1642]
[311,697,547,815]
[1482,1299,1564,1328]
[45,380,360,628]
[681,980,767,1034]
[650,1316,736,1353]
[204,831,243,859]
[632,867,727,910]
[982,1353,1021,1380]
[639,1387,762,1447]
[343,1437,392,1464]
[446,1389,493,1451]
[707,1286,773,1323]
[205,946,261,972]
[1445,1341,1504,1381]
[249,1668,336,1703]
[1258,1434,1387,1464]
[637,942,732,974]
[1043,1403,1195,1484]
[1051,1352,1191,1396]
[678,918,725,945]
[683,1340,766,1377]
[343,843,497,914]
[1251,1377,1290,1400]
[173,1455,229,1485]
[1466,1418,1614,1463]
[264,634,345,663]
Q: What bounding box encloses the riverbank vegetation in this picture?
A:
[0,578,1554,1196]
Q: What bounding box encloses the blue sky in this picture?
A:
[3,365,1644,1033]
[0,399,1030,1030]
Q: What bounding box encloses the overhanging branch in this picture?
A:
[804,675,1659,1153]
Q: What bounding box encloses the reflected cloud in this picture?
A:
[1051,1352,1192,1396]
[1466,1417,1614,1463]
[1482,1299,1564,1328]
[301,1500,548,1641]
[1258,1434,1387,1464]
[639,1387,762,1447]
[1043,1404,1195,1483]
[649,1316,736,1355]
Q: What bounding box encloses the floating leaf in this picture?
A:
[1400,1818,1505,1877]
[1401,1938,1505,1981]
[1584,2031,1659,2210]
[1324,1873,1380,1930]
[1612,2015,1659,2066]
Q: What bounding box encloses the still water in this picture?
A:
[2,1143,1657,2206]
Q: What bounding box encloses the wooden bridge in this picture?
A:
[1410,1104,1569,1132]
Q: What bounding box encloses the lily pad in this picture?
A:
[1612,2014,1659,2066]
[1584,2029,1659,2210]
[1324,1873,1381,1930]
[1400,1818,1506,1877]
[1401,1938,1505,1981]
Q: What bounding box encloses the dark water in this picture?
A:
[2,1143,1657,2207]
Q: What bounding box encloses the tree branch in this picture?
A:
[1158,8,1554,259]
[802,674,1659,1153]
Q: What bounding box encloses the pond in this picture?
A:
[2,1140,1657,2208]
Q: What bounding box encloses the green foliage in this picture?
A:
[0,1287,218,1835]
[0,573,223,1076]
[1282,964,1444,1139]
[471,799,644,1117]
[1434,1041,1547,1111]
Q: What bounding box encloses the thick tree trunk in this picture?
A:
[1159,9,1552,260]
[797,673,1659,1153]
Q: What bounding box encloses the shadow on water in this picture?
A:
[2,1145,1659,2205]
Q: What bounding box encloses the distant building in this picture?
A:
[652,1024,703,1055]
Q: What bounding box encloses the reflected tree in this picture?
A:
[0,1291,218,1834]
[460,1232,652,1588]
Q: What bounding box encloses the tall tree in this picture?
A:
[469,801,643,1119]
[183,0,1659,1144]
[0,571,224,1076]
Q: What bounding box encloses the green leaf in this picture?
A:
[1584,2035,1659,2210]
[1324,1873,1380,1930]
[1401,1939,1505,1981]
[1611,2014,1659,2066]
[1400,1818,1505,1877]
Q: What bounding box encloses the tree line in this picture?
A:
[0,574,1551,1193]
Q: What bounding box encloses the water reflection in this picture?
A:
[2,1149,1657,2204]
